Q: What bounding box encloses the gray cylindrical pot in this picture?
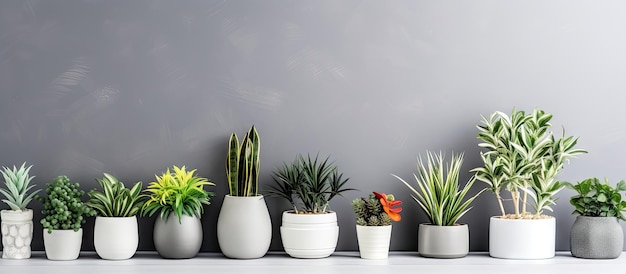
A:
[570,216,623,259]
[418,223,469,258]
[153,214,203,259]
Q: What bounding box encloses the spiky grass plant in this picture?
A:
[472,108,586,218]
[394,152,483,226]
[226,125,260,197]
[141,166,215,223]
[268,154,354,214]
[0,163,40,211]
[37,176,96,233]
[86,173,143,217]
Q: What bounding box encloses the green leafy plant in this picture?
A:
[141,165,215,223]
[352,192,402,226]
[472,108,586,219]
[0,163,40,211]
[37,176,96,233]
[86,173,144,217]
[394,151,483,226]
[565,178,626,221]
[226,125,260,197]
[268,154,354,214]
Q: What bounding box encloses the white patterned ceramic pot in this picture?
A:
[1,209,34,259]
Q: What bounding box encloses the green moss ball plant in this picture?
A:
[37,175,96,233]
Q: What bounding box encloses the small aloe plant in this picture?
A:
[86,173,144,217]
[0,163,41,211]
[226,125,260,197]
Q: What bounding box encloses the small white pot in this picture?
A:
[94,216,139,260]
[356,225,392,259]
[489,216,555,259]
[217,195,272,259]
[43,229,83,260]
[418,223,469,258]
[1,209,34,259]
[280,211,339,259]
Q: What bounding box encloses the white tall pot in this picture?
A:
[43,229,83,260]
[94,216,139,260]
[217,195,272,259]
[1,209,34,259]
[356,225,392,259]
[280,211,339,259]
[489,216,555,259]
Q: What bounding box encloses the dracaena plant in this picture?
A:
[268,154,354,214]
[0,163,40,211]
[565,178,626,221]
[37,176,96,233]
[471,108,587,219]
[86,173,144,217]
[226,125,260,197]
[141,165,215,223]
[352,192,402,226]
[394,151,483,226]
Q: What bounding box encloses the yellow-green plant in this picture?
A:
[86,173,143,217]
[141,166,215,223]
[394,151,483,226]
[226,125,260,197]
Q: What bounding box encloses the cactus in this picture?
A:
[226,125,260,197]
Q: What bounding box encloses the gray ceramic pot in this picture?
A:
[418,223,469,258]
[570,216,623,259]
[153,214,203,259]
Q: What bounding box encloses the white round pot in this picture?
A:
[217,195,272,259]
[356,225,392,259]
[43,229,83,260]
[570,216,623,259]
[418,223,469,258]
[280,211,339,259]
[1,209,34,259]
[94,216,139,260]
[153,214,203,259]
[489,216,555,259]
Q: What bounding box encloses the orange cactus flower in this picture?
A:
[374,192,402,222]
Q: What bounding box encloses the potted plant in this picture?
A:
[141,165,215,259]
[394,151,483,258]
[217,125,272,259]
[86,173,143,260]
[268,153,354,259]
[565,178,626,259]
[37,175,96,260]
[352,192,402,259]
[0,163,41,259]
[472,108,586,259]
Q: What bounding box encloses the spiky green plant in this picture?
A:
[86,173,144,217]
[37,176,96,233]
[394,151,484,226]
[141,166,215,223]
[0,163,40,211]
[472,108,586,218]
[226,125,260,197]
[268,154,354,214]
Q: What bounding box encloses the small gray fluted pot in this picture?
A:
[570,216,623,259]
[153,214,203,259]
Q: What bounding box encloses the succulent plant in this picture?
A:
[352,192,402,226]
[37,176,96,233]
[141,165,215,223]
[86,173,144,217]
[226,125,260,197]
[0,163,40,211]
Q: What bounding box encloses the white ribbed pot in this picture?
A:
[217,195,272,259]
[570,216,623,259]
[356,225,392,259]
[1,209,34,259]
[153,214,203,259]
[94,216,139,260]
[418,223,469,258]
[489,216,555,259]
[280,211,339,259]
[43,229,83,260]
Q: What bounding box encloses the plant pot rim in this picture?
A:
[95,215,137,219]
[224,194,265,199]
[574,215,619,219]
[283,210,336,215]
[490,215,555,220]
[419,223,467,226]
[356,224,391,227]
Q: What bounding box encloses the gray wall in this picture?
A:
[1,0,625,252]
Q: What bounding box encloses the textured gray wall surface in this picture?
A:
[1,1,625,252]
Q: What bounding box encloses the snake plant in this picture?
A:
[226,125,260,197]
